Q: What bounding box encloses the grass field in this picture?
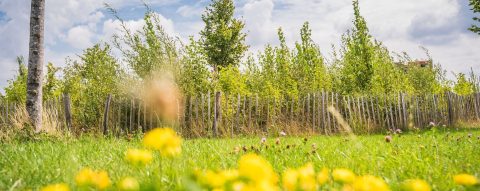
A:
[0,128,479,191]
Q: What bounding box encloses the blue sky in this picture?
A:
[0,0,479,92]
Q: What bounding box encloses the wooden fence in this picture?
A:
[1,91,479,137]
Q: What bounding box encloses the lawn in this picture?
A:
[0,129,479,191]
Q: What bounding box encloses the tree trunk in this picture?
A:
[26,0,45,132]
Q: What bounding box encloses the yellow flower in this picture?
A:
[453,174,478,186]
[118,177,140,191]
[197,169,239,189]
[93,170,111,190]
[238,154,278,191]
[125,149,153,166]
[75,168,96,187]
[332,168,356,184]
[282,169,299,191]
[352,175,390,191]
[203,170,227,188]
[401,179,431,191]
[282,163,317,191]
[40,183,69,191]
[75,168,111,190]
[317,168,330,185]
[143,128,182,157]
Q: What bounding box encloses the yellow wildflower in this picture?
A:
[125,149,153,166]
[238,154,278,190]
[118,177,140,191]
[282,169,299,191]
[317,168,330,185]
[75,168,111,190]
[93,170,111,190]
[332,168,356,184]
[453,174,478,186]
[75,168,96,187]
[143,128,182,157]
[401,179,431,191]
[282,163,317,191]
[203,170,227,188]
[352,175,390,191]
[40,183,70,191]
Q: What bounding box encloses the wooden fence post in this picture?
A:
[234,94,241,137]
[102,94,112,135]
[63,94,72,131]
[212,91,221,137]
[474,93,479,120]
[446,91,454,126]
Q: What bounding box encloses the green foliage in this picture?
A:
[63,44,122,129]
[43,63,62,100]
[112,10,179,79]
[453,73,475,95]
[338,0,375,94]
[293,22,330,94]
[218,65,248,95]
[469,0,480,35]
[3,58,62,104]
[200,0,248,73]
[179,37,212,95]
[369,45,411,95]
[3,56,28,103]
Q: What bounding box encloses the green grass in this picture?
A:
[0,129,479,190]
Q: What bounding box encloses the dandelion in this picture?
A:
[401,179,431,191]
[40,183,69,191]
[94,170,111,190]
[75,168,96,187]
[75,168,111,190]
[118,177,140,191]
[238,153,278,190]
[282,163,317,191]
[125,149,153,166]
[352,175,390,191]
[283,169,299,191]
[453,174,478,186]
[143,127,182,157]
[332,168,356,184]
[317,168,329,186]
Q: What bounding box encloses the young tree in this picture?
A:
[293,22,330,94]
[469,0,480,35]
[111,8,179,79]
[200,0,248,74]
[43,63,61,100]
[26,0,45,132]
[179,37,212,95]
[338,0,375,94]
[4,57,28,103]
[453,73,475,95]
[63,44,122,129]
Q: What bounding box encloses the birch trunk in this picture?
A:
[26,0,45,132]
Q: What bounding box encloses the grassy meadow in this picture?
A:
[0,128,479,191]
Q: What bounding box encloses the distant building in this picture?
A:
[395,60,432,72]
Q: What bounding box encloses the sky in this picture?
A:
[0,0,479,92]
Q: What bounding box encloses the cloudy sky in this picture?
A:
[0,0,479,91]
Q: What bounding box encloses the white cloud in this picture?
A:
[65,25,95,50]
[176,5,204,18]
[243,0,276,51]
